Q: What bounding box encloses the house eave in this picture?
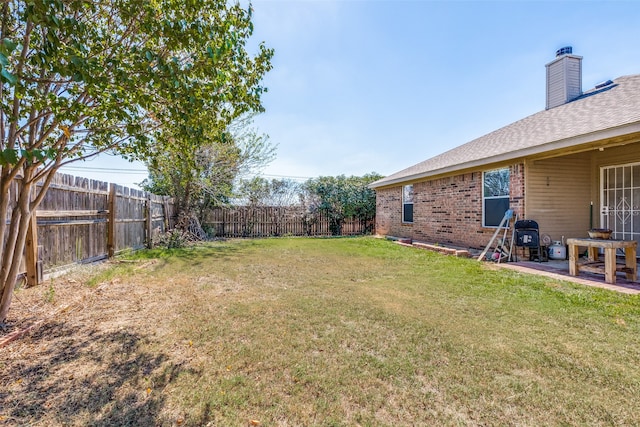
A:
[370,121,640,190]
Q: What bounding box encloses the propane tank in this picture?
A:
[548,241,567,260]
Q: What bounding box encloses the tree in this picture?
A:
[304,173,382,235]
[141,114,276,221]
[0,0,273,322]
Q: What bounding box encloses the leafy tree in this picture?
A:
[0,0,272,322]
[304,173,382,235]
[141,114,276,225]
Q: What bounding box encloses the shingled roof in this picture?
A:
[371,74,640,188]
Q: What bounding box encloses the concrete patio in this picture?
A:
[494,258,640,295]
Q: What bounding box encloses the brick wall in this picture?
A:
[374,185,405,238]
[375,164,525,250]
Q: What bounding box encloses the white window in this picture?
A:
[483,168,510,227]
[402,184,413,223]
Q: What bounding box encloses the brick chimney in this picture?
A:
[545,46,582,109]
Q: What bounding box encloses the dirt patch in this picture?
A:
[0,260,189,426]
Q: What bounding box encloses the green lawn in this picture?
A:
[3,237,640,426]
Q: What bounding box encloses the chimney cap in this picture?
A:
[556,46,573,57]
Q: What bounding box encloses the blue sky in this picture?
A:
[62,0,640,188]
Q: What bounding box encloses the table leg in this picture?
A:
[569,244,579,277]
[625,246,637,282]
[604,248,616,284]
[587,247,599,262]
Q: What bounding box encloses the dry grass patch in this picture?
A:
[2,237,640,426]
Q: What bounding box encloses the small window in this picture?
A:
[483,168,510,227]
[403,184,413,223]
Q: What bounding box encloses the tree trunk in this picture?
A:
[0,179,34,323]
[329,216,343,236]
[0,163,57,323]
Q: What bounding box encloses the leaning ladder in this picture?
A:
[477,209,514,262]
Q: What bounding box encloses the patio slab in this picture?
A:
[495,259,640,295]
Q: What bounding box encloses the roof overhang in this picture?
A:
[370,121,640,190]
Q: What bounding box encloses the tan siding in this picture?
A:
[593,143,640,168]
[526,152,592,242]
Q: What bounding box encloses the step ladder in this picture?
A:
[477,210,516,263]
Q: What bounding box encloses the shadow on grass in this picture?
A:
[0,321,199,426]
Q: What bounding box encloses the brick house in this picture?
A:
[370,48,640,251]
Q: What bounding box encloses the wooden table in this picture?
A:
[567,238,637,284]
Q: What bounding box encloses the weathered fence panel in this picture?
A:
[150,194,175,237]
[3,172,176,284]
[113,185,147,253]
[37,174,110,268]
[203,206,373,238]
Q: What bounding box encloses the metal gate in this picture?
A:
[600,163,640,246]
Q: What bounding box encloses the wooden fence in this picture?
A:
[5,172,176,286]
[203,206,374,238]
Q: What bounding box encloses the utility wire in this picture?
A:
[62,166,148,174]
[63,167,315,181]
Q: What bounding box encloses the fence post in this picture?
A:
[145,193,153,249]
[25,211,41,287]
[107,183,116,257]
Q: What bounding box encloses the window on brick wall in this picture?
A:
[483,168,510,227]
[402,184,413,223]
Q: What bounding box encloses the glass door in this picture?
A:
[600,163,640,246]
